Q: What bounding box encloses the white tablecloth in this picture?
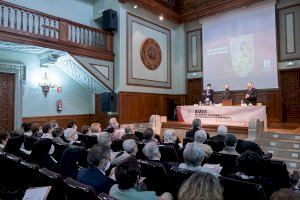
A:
[177,105,267,127]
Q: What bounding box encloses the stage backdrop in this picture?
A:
[127,13,171,88]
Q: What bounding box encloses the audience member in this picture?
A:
[114,128,126,140]
[236,140,265,156]
[97,131,112,147]
[143,142,161,161]
[271,189,300,200]
[88,123,101,136]
[206,125,228,152]
[50,120,59,129]
[179,142,219,177]
[80,125,91,135]
[3,136,29,160]
[121,125,140,142]
[77,144,116,194]
[178,172,223,200]
[142,128,158,144]
[41,123,54,139]
[29,138,56,170]
[23,123,32,136]
[64,127,78,144]
[186,119,210,139]
[109,156,173,200]
[108,118,119,131]
[194,129,213,158]
[0,132,10,150]
[67,121,78,130]
[52,128,67,144]
[123,139,138,156]
[31,123,42,138]
[219,134,240,156]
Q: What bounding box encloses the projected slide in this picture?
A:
[203,2,278,91]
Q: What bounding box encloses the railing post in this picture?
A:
[106,33,114,52]
[59,19,69,42]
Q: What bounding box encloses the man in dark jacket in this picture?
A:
[244,82,258,105]
[77,144,116,194]
[186,118,210,139]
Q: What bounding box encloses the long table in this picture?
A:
[177,105,267,128]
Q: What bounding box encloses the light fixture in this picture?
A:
[38,72,56,97]
[133,4,138,9]
[159,15,164,21]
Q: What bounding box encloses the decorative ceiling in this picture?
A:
[119,0,265,23]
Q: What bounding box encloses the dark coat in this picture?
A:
[186,128,210,139]
[245,88,258,105]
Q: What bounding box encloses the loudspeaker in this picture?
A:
[101,92,117,112]
[102,9,118,31]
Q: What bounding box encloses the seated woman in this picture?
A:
[3,136,29,160]
[228,150,278,198]
[81,125,91,135]
[142,128,158,144]
[31,123,42,138]
[64,128,79,144]
[219,134,240,156]
[194,130,213,158]
[109,156,172,200]
[87,123,101,137]
[0,132,10,150]
[29,138,56,170]
[163,129,181,149]
[178,172,223,200]
[52,128,68,144]
[41,123,54,139]
[179,142,220,177]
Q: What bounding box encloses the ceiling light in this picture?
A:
[159,15,164,21]
[133,4,138,9]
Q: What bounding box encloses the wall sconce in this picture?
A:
[39,72,56,97]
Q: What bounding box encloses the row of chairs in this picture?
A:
[0,150,115,200]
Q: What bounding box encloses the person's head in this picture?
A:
[49,120,58,129]
[67,121,77,131]
[115,156,140,190]
[23,123,32,132]
[143,128,154,141]
[124,125,133,134]
[192,118,201,129]
[52,128,64,138]
[224,84,229,90]
[163,129,177,143]
[270,188,300,200]
[31,123,41,134]
[236,150,263,176]
[64,128,78,142]
[142,142,161,160]
[97,131,112,146]
[0,132,10,145]
[81,125,91,135]
[42,123,53,134]
[109,118,119,128]
[123,139,138,156]
[194,129,207,143]
[178,172,223,200]
[247,82,253,90]
[183,142,205,167]
[87,144,110,170]
[207,84,212,90]
[224,134,238,148]
[217,125,228,136]
[91,123,101,133]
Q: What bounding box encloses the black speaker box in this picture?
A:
[102,9,118,31]
[101,92,118,112]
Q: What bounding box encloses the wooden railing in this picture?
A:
[0,1,113,54]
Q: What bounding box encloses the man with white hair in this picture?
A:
[122,139,138,156]
[185,118,210,139]
[194,130,213,158]
[206,125,228,152]
[143,142,161,161]
[97,131,112,147]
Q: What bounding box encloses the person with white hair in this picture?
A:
[163,129,177,144]
[108,118,119,130]
[143,142,161,161]
[194,129,213,158]
[179,142,219,177]
[64,128,78,144]
[121,125,139,142]
[122,139,138,156]
[97,131,112,147]
[87,123,102,136]
[185,118,210,139]
[206,125,228,152]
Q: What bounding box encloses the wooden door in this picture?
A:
[187,78,203,105]
[280,69,300,123]
[0,73,15,132]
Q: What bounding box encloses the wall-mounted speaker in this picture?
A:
[101,92,117,112]
[102,9,118,31]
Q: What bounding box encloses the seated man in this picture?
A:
[109,156,172,200]
[219,134,240,156]
[122,139,138,157]
[206,125,228,152]
[186,118,210,139]
[77,144,116,194]
[121,125,140,142]
[194,130,213,158]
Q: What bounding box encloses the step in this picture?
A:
[272,157,300,171]
[261,146,300,160]
[256,138,300,150]
[260,132,300,141]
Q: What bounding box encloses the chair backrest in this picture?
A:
[169,166,195,197]
[219,176,267,200]
[207,152,238,176]
[19,160,40,189]
[111,139,124,152]
[23,135,38,151]
[183,137,194,147]
[64,177,98,200]
[3,153,22,189]
[98,193,117,200]
[52,142,69,161]
[77,133,86,142]
[0,150,7,186]
[136,143,146,160]
[39,167,66,200]
[85,135,98,149]
[159,144,179,162]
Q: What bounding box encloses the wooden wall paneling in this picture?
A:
[187,78,203,105]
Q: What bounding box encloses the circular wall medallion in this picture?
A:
[140,38,162,70]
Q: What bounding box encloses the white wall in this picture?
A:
[5,0,98,28]
[0,50,95,117]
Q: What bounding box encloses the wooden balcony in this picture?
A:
[0,1,114,61]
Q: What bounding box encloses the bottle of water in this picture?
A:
[199,101,202,106]
[241,99,244,105]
